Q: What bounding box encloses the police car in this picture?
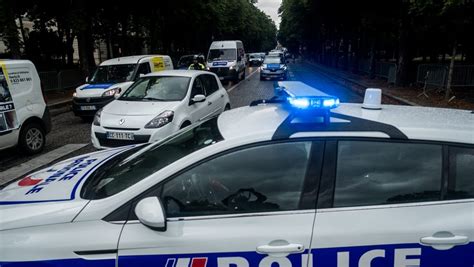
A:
[1,81,473,267]
[91,70,230,149]
[260,56,288,80]
[72,55,173,120]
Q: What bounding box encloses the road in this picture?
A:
[0,63,362,183]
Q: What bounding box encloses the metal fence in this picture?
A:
[416,64,474,88]
[39,69,85,91]
[357,59,397,83]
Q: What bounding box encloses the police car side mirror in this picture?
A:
[135,197,167,231]
[191,94,206,104]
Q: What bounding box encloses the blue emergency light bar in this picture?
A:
[274,81,340,110]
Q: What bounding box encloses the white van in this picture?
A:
[0,60,51,154]
[206,41,246,82]
[72,55,173,120]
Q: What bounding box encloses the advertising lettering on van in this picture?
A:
[152,57,165,72]
[0,62,19,133]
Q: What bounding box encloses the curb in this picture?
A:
[47,99,72,117]
[304,61,418,106]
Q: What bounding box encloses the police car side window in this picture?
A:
[447,146,474,200]
[333,141,442,208]
[161,142,312,217]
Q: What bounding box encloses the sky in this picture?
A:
[255,0,282,29]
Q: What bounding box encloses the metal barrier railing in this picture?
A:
[357,60,397,83]
[39,70,84,91]
[451,65,474,87]
[416,64,448,88]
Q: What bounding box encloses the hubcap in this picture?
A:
[25,128,43,151]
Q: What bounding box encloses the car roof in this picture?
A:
[100,55,169,66]
[218,103,474,145]
[143,70,210,78]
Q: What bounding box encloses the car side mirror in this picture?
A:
[191,94,206,104]
[135,197,167,231]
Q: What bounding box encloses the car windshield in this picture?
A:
[178,56,193,68]
[90,64,136,84]
[120,76,190,101]
[264,57,282,64]
[250,54,260,59]
[208,49,236,62]
[81,117,224,200]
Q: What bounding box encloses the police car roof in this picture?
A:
[143,70,208,78]
[100,55,168,66]
[218,103,474,144]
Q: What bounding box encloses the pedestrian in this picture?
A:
[188,55,205,70]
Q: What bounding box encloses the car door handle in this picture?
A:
[220,94,224,98]
[257,242,304,257]
[208,101,212,106]
[420,232,469,250]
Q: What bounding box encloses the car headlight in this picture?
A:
[229,65,235,70]
[282,66,288,70]
[144,110,174,129]
[93,109,102,126]
[260,64,267,70]
[102,87,121,97]
[73,92,77,97]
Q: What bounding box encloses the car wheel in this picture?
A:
[241,70,246,81]
[19,122,45,155]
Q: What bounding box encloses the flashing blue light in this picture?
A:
[287,96,339,110]
[288,97,310,109]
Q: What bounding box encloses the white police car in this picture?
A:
[91,70,230,149]
[72,55,173,120]
[1,82,473,267]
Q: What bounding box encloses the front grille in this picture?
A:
[209,67,230,76]
[95,132,150,148]
[103,127,140,131]
[74,96,114,104]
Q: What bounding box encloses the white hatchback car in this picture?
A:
[0,83,473,267]
[91,70,230,149]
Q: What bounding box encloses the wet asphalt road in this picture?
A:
[0,63,363,181]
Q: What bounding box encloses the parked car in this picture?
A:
[72,55,173,120]
[0,60,51,154]
[91,70,230,149]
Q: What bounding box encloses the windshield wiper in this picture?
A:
[143,97,165,101]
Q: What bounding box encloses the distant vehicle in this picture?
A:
[260,56,288,81]
[206,40,246,82]
[0,60,51,154]
[248,53,264,66]
[176,54,205,70]
[72,55,174,120]
[91,70,230,149]
[268,50,285,61]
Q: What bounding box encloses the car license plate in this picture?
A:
[80,105,96,111]
[106,132,134,140]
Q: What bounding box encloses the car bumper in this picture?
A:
[91,122,178,149]
[208,67,238,80]
[72,96,115,117]
[260,69,287,79]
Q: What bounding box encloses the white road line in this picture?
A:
[228,68,260,93]
[0,144,88,182]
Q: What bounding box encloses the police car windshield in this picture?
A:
[208,49,236,62]
[119,76,190,101]
[81,117,224,200]
[90,64,136,84]
[264,57,282,64]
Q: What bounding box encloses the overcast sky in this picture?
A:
[255,0,282,29]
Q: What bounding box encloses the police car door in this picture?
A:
[309,140,474,267]
[117,141,324,267]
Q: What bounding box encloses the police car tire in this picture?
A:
[241,70,246,80]
[19,122,45,155]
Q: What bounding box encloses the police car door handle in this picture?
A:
[420,232,469,250]
[257,242,304,257]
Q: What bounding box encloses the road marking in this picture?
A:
[0,144,88,183]
[228,68,259,93]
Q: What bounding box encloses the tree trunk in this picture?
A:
[65,29,75,66]
[445,41,457,101]
[368,38,376,79]
[18,14,27,45]
[395,10,412,87]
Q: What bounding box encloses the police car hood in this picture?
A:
[0,146,135,231]
[76,81,133,98]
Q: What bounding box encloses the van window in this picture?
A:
[135,62,151,79]
[208,49,236,62]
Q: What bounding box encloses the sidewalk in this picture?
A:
[44,88,75,109]
[304,61,474,110]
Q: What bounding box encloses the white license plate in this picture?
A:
[80,105,96,111]
[106,132,134,140]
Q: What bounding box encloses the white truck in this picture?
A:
[0,60,51,154]
[206,40,246,82]
[72,55,173,120]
